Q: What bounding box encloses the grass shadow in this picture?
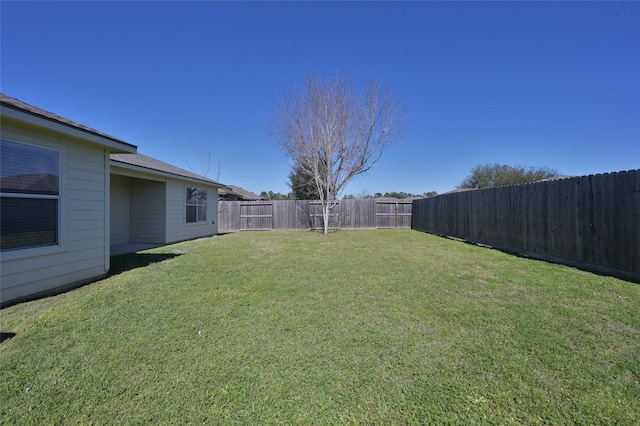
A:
[0,252,184,309]
[1,332,16,343]
[109,252,182,276]
[431,232,640,284]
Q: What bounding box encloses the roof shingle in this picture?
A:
[110,153,223,187]
[1,93,136,149]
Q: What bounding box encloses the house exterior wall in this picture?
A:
[110,166,218,246]
[1,120,111,305]
[129,179,166,244]
[166,179,218,244]
[110,174,130,245]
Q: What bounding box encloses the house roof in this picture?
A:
[0,93,137,152]
[535,175,574,183]
[0,173,58,194]
[110,153,224,187]
[442,187,478,195]
[219,185,263,200]
[374,196,423,201]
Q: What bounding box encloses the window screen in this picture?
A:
[1,140,60,251]
[186,187,207,223]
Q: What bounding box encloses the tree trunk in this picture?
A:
[322,203,330,235]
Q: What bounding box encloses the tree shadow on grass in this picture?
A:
[109,252,182,276]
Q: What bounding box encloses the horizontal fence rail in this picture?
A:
[218,199,413,232]
[411,170,640,283]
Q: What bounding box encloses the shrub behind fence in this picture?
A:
[411,170,640,283]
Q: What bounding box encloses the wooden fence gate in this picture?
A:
[375,200,413,228]
[240,202,273,231]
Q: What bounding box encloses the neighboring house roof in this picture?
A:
[442,187,478,195]
[1,93,136,153]
[0,173,58,194]
[219,185,263,200]
[535,175,574,183]
[110,153,224,188]
[374,196,423,201]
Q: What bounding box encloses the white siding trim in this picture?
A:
[0,107,136,153]
[104,148,110,268]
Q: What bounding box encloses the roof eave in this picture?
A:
[1,103,137,153]
[110,160,225,188]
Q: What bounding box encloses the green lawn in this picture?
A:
[1,229,639,424]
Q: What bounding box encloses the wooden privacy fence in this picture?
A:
[218,199,412,232]
[412,170,640,283]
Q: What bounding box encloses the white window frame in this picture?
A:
[0,139,62,252]
[185,187,207,224]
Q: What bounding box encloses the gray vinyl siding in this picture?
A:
[166,180,218,244]
[109,167,217,246]
[110,174,130,245]
[1,123,111,304]
[129,179,165,244]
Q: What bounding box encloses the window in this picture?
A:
[1,140,60,251]
[186,187,207,223]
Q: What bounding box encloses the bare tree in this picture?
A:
[185,146,212,178]
[270,72,406,234]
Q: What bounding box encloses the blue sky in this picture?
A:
[2,1,639,196]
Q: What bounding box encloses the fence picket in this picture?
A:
[411,170,640,283]
[219,199,414,232]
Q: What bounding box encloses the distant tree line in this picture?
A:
[259,190,438,200]
[258,191,290,200]
[286,162,438,200]
[342,191,438,199]
[258,163,558,201]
